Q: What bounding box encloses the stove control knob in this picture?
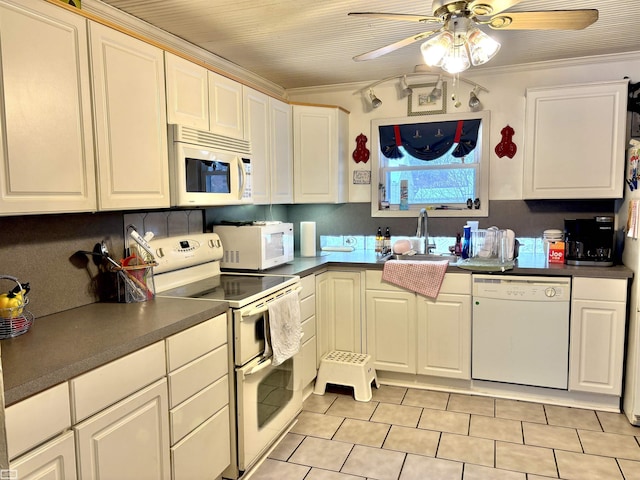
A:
[156,247,165,258]
[544,287,556,298]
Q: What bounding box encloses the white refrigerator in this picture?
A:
[618,139,640,424]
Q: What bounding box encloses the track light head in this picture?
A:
[469,87,482,111]
[400,75,413,97]
[369,89,382,108]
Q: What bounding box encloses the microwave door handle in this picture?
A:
[237,156,246,201]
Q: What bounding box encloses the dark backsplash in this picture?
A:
[0,199,616,318]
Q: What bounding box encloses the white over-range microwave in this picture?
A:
[169,125,253,206]
[213,222,294,270]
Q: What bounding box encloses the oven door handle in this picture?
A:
[245,357,272,376]
[243,286,302,317]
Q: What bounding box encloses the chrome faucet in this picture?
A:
[416,208,436,254]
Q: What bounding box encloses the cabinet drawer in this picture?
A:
[166,313,227,371]
[6,383,71,460]
[70,342,166,423]
[171,405,231,480]
[302,315,316,340]
[170,375,228,445]
[168,344,228,408]
[300,274,315,299]
[300,293,315,320]
[572,277,627,303]
[366,270,471,295]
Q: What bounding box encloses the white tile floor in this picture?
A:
[247,385,640,480]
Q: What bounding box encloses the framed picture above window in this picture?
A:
[407,83,447,116]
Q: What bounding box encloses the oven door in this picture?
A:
[236,354,302,472]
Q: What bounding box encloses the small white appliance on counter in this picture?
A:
[168,125,253,207]
[214,222,294,270]
[149,233,302,479]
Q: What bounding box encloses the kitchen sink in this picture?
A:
[383,253,458,264]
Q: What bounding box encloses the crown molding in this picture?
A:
[79,0,287,99]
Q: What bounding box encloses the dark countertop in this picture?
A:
[3,251,631,406]
[1,297,228,406]
[264,250,634,280]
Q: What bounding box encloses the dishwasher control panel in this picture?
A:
[472,275,571,301]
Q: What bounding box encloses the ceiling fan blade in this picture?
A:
[487,10,598,30]
[348,12,441,24]
[467,0,524,16]
[353,30,441,61]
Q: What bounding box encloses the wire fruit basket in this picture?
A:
[0,275,34,339]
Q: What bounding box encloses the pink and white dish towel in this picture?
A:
[267,290,302,366]
[382,260,449,299]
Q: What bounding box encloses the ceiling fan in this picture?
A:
[349,0,598,72]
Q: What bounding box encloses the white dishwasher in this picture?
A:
[472,275,571,389]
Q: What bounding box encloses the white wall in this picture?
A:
[287,53,640,203]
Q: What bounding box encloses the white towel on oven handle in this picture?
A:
[266,290,302,366]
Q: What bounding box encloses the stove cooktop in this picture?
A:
[159,273,297,305]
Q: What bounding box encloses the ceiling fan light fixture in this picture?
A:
[467,27,501,66]
[420,31,453,67]
[441,34,470,74]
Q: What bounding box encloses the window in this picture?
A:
[371,111,490,218]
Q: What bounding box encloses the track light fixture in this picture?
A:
[369,89,382,108]
[400,75,413,97]
[430,76,444,99]
[469,86,482,111]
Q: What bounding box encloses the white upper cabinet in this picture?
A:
[244,87,293,204]
[293,105,349,204]
[0,0,96,215]
[208,71,244,139]
[90,22,170,210]
[523,80,628,199]
[165,52,209,130]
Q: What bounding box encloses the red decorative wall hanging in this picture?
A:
[495,125,517,159]
[352,133,370,163]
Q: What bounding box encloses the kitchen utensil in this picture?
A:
[98,243,148,302]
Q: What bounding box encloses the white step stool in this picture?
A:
[314,350,379,402]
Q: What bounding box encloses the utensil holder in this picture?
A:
[115,263,156,303]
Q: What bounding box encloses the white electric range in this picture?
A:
[149,233,302,479]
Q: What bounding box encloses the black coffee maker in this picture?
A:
[564,216,614,266]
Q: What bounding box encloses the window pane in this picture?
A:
[386,168,476,205]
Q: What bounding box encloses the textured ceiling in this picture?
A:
[96,0,640,89]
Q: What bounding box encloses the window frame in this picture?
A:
[370,111,490,218]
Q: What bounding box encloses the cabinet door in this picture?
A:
[315,271,362,363]
[208,71,244,139]
[0,0,96,215]
[416,293,471,379]
[164,52,209,130]
[75,379,170,480]
[244,88,270,204]
[269,98,293,204]
[89,22,170,210]
[523,80,627,199]
[10,431,77,480]
[293,105,348,204]
[366,289,416,374]
[569,298,625,395]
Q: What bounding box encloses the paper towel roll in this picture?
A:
[300,222,316,257]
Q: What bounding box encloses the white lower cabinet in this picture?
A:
[74,379,171,480]
[417,292,471,379]
[365,270,471,379]
[10,430,77,480]
[316,270,363,363]
[165,313,231,480]
[569,277,627,395]
[299,274,317,388]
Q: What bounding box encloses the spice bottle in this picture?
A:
[384,227,391,255]
[375,227,383,255]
